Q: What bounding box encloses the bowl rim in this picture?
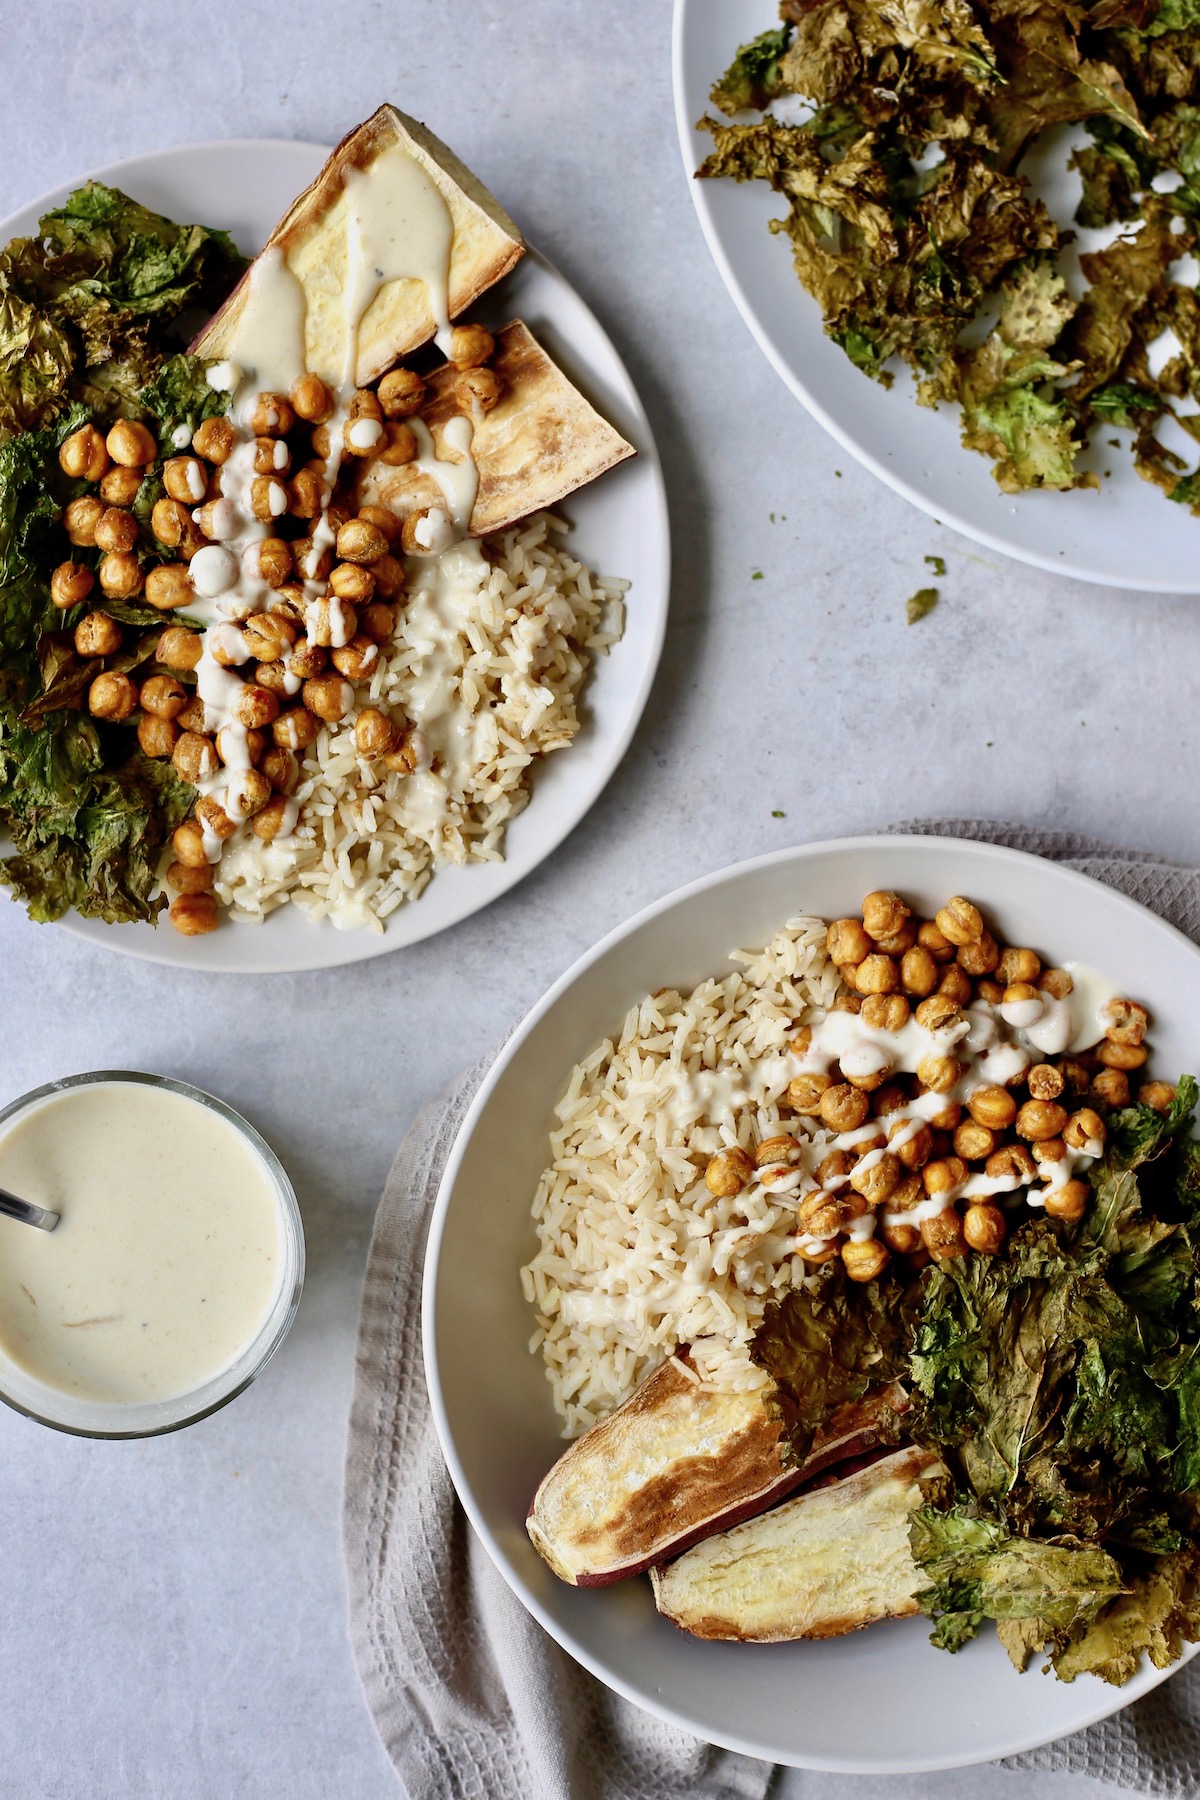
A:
[423,832,1200,1770]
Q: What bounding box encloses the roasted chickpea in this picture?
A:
[254,538,293,589]
[755,1134,801,1169]
[329,562,376,604]
[166,858,213,895]
[448,322,495,369]
[1045,1180,1089,1223]
[97,551,142,599]
[150,497,188,549]
[381,728,421,775]
[63,495,104,547]
[963,1203,1006,1254]
[842,1238,890,1283]
[191,795,233,844]
[985,1142,1037,1184]
[50,561,94,609]
[1038,967,1073,1000]
[145,563,193,611]
[378,367,426,418]
[250,794,294,842]
[169,893,219,936]
[826,918,871,967]
[819,1083,870,1133]
[861,891,907,941]
[900,945,939,997]
[172,731,220,783]
[456,366,502,412]
[172,819,209,869]
[850,1152,901,1207]
[299,676,352,723]
[922,1205,967,1260]
[242,612,296,663]
[259,746,299,794]
[887,1173,924,1214]
[266,584,307,629]
[923,1157,966,1198]
[1103,998,1149,1047]
[293,536,334,583]
[1027,1063,1064,1102]
[88,671,137,720]
[249,476,288,522]
[1098,1037,1148,1072]
[1138,1081,1177,1113]
[176,696,207,734]
[352,706,401,759]
[967,1087,1018,1132]
[815,1148,855,1185]
[917,1053,960,1095]
[913,994,962,1032]
[1016,1099,1068,1142]
[798,1190,866,1237]
[937,965,973,1006]
[192,416,237,463]
[137,712,178,759]
[1059,1058,1094,1097]
[59,423,109,482]
[787,1072,833,1115]
[208,624,250,668]
[343,416,384,457]
[976,978,1004,1005]
[917,919,955,962]
[892,1121,934,1172]
[369,553,405,602]
[337,518,389,566]
[401,507,455,555]
[953,1119,996,1162]
[156,625,202,671]
[287,643,328,681]
[832,992,862,1015]
[100,465,143,508]
[251,435,291,478]
[1091,1067,1130,1108]
[232,683,280,730]
[936,897,983,946]
[855,953,899,996]
[1063,1108,1106,1152]
[705,1146,754,1197]
[249,392,294,436]
[997,947,1041,987]
[287,468,325,519]
[273,708,320,752]
[925,1099,962,1132]
[797,1238,839,1264]
[860,993,909,1032]
[844,1063,892,1095]
[139,674,187,720]
[308,600,356,650]
[74,611,122,657]
[106,419,156,467]
[215,725,265,769]
[163,456,209,505]
[957,929,999,977]
[254,662,289,697]
[330,635,380,681]
[353,502,399,544]
[288,373,333,423]
[881,1220,922,1255]
[225,768,272,819]
[376,422,417,467]
[1032,1137,1067,1168]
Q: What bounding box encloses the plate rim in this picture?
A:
[423,831,1200,1771]
[0,137,670,973]
[670,0,1199,597]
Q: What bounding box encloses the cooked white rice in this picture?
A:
[215,512,627,929]
[521,917,841,1438]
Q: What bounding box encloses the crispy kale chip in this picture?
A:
[711,25,794,115]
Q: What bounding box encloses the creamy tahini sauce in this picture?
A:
[0,1084,282,1404]
[182,148,481,879]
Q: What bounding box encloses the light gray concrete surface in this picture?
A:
[0,1,1194,1794]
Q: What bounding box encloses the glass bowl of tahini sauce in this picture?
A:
[0,1071,304,1436]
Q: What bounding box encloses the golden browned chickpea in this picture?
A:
[353,501,398,543]
[923,1156,966,1198]
[1097,1038,1148,1072]
[863,891,909,939]
[252,435,291,478]
[63,495,104,547]
[137,714,179,760]
[60,423,109,482]
[892,1120,934,1172]
[798,1190,865,1237]
[248,475,288,522]
[985,1142,1037,1184]
[850,1152,901,1206]
[456,366,502,412]
[1059,1058,1094,1097]
[347,387,384,425]
[273,708,320,752]
[266,584,307,629]
[1045,1180,1089,1222]
[448,322,495,369]
[330,635,380,682]
[926,1099,962,1132]
[88,670,138,720]
[855,953,899,996]
[377,367,426,418]
[254,662,289,697]
[249,392,294,436]
[162,456,208,505]
[150,497,188,548]
[50,561,95,609]
[917,919,955,962]
[215,725,265,769]
[957,929,999,977]
[1103,998,1149,1047]
[1016,1099,1068,1142]
[156,625,202,670]
[100,465,143,508]
[247,794,291,841]
[292,536,334,583]
[1138,1081,1177,1113]
[309,599,357,650]
[192,416,236,463]
[106,419,156,468]
[381,728,421,775]
[813,1148,853,1187]
[881,1220,922,1254]
[288,373,332,423]
[900,945,939,997]
[832,992,862,1015]
[936,897,983,946]
[288,643,328,681]
[756,1134,801,1168]
[208,625,249,669]
[819,1083,869,1133]
[860,993,909,1032]
[963,1203,1006,1254]
[172,819,209,869]
[145,563,192,611]
[976,978,1004,1005]
[997,947,1041,987]
[176,695,207,734]
[1027,1063,1065,1102]
[826,918,871,967]
[1032,1137,1067,1169]
[937,965,973,1006]
[74,610,122,657]
[139,674,187,720]
[259,746,298,794]
[1091,1067,1130,1108]
[917,1053,960,1095]
[347,708,398,761]
[786,1072,833,1115]
[1063,1108,1106,1152]
[97,551,143,599]
[169,893,219,935]
[922,1205,967,1260]
[337,518,389,566]
[968,1084,1017,1130]
[193,795,234,843]
[166,858,213,894]
[300,676,353,724]
[342,417,384,459]
[286,468,324,519]
[953,1119,996,1162]
[913,994,962,1032]
[358,604,394,648]
[172,731,220,783]
[842,1238,890,1283]
[329,561,376,604]
[845,1064,893,1096]
[242,612,296,663]
[1038,967,1074,999]
[369,554,405,604]
[225,768,272,819]
[233,683,280,730]
[377,421,418,467]
[256,538,294,588]
[705,1145,754,1197]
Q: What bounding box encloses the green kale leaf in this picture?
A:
[710,25,794,116]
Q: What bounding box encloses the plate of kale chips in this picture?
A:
[674,0,1200,591]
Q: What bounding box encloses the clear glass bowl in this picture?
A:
[0,1070,305,1438]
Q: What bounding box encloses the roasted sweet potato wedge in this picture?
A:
[191,105,524,386]
[526,1354,907,1587]
[354,319,635,536]
[650,1445,943,1643]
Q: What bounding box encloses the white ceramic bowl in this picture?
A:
[424,835,1200,1771]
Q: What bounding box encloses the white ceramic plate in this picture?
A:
[425,834,1200,1772]
[0,140,668,972]
[673,0,1200,594]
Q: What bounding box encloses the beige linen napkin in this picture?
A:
[344,821,1200,1799]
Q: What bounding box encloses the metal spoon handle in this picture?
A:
[0,1185,59,1232]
